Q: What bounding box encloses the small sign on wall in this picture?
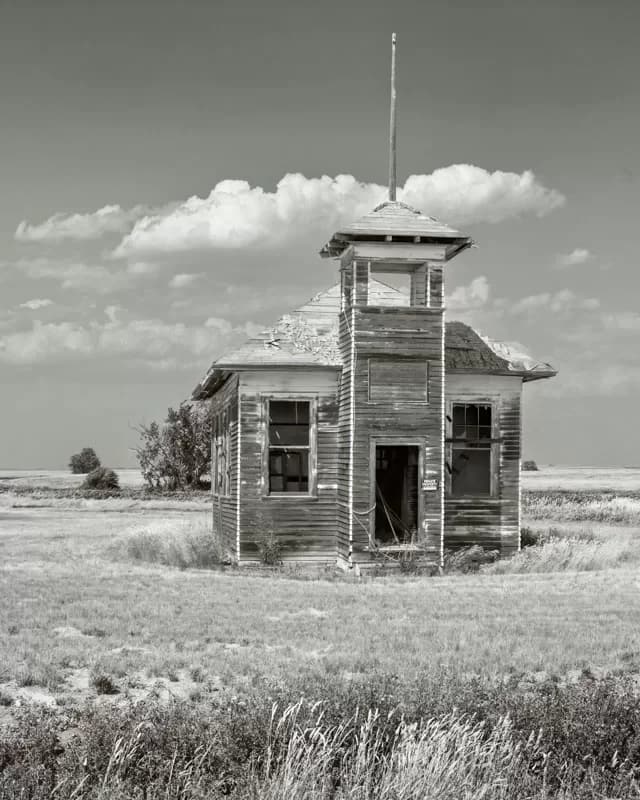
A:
[422,478,439,491]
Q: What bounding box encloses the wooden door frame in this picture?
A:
[368,438,424,546]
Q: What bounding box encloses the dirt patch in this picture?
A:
[53,625,88,639]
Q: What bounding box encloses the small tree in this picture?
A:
[134,402,212,491]
[522,459,539,472]
[69,447,101,474]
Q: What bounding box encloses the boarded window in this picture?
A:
[213,409,231,496]
[268,400,310,493]
[369,359,428,403]
[450,403,493,496]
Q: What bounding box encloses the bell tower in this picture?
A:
[320,34,473,567]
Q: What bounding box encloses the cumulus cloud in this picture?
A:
[0,313,257,368]
[169,273,203,289]
[113,168,564,257]
[511,289,599,315]
[556,248,591,267]
[447,276,490,312]
[401,166,564,225]
[15,204,148,243]
[14,167,560,258]
[19,298,53,310]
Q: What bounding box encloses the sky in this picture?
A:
[1,0,639,468]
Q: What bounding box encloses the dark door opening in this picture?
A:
[374,445,419,544]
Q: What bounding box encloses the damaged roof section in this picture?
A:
[192,281,556,399]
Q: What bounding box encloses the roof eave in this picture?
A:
[320,235,473,260]
[191,368,231,401]
[522,368,558,383]
[192,362,341,400]
[447,367,558,382]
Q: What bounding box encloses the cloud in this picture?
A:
[169,273,203,289]
[447,276,490,311]
[15,204,148,243]
[401,165,565,225]
[600,312,640,331]
[19,298,53,310]
[14,167,560,259]
[0,321,94,364]
[511,289,599,315]
[556,248,591,267]
[115,168,564,257]
[0,312,257,369]
[11,257,136,293]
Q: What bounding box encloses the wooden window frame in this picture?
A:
[261,395,318,499]
[445,398,499,499]
[367,356,430,405]
[212,407,232,498]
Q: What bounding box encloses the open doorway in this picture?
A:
[374,445,419,544]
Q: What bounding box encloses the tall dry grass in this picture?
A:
[486,530,637,575]
[115,516,226,568]
[524,492,640,524]
[252,703,542,800]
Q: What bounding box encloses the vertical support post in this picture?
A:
[388,32,397,202]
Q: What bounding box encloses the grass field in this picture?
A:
[2,467,640,798]
[522,464,640,492]
[0,468,144,490]
[1,467,640,709]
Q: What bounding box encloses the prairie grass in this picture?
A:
[117,517,226,568]
[4,680,640,799]
[486,531,638,574]
[521,465,640,492]
[251,705,538,800]
[524,491,640,524]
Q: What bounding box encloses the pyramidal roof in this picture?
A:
[192,281,556,399]
[343,200,465,238]
[320,201,472,258]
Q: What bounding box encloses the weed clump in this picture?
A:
[256,532,283,565]
[443,544,499,573]
[91,673,119,695]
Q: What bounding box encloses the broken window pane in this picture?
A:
[451,448,491,495]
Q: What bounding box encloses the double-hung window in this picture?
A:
[449,402,493,496]
[267,400,311,494]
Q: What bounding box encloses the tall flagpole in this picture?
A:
[388,32,397,202]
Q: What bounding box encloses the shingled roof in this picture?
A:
[192,281,556,399]
[320,200,473,258]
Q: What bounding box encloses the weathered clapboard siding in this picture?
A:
[444,374,522,555]
[338,261,445,565]
[210,374,239,559]
[237,370,340,563]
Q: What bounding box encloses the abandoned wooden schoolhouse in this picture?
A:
[192,36,556,568]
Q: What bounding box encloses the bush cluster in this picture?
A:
[81,467,120,491]
[1,674,640,798]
